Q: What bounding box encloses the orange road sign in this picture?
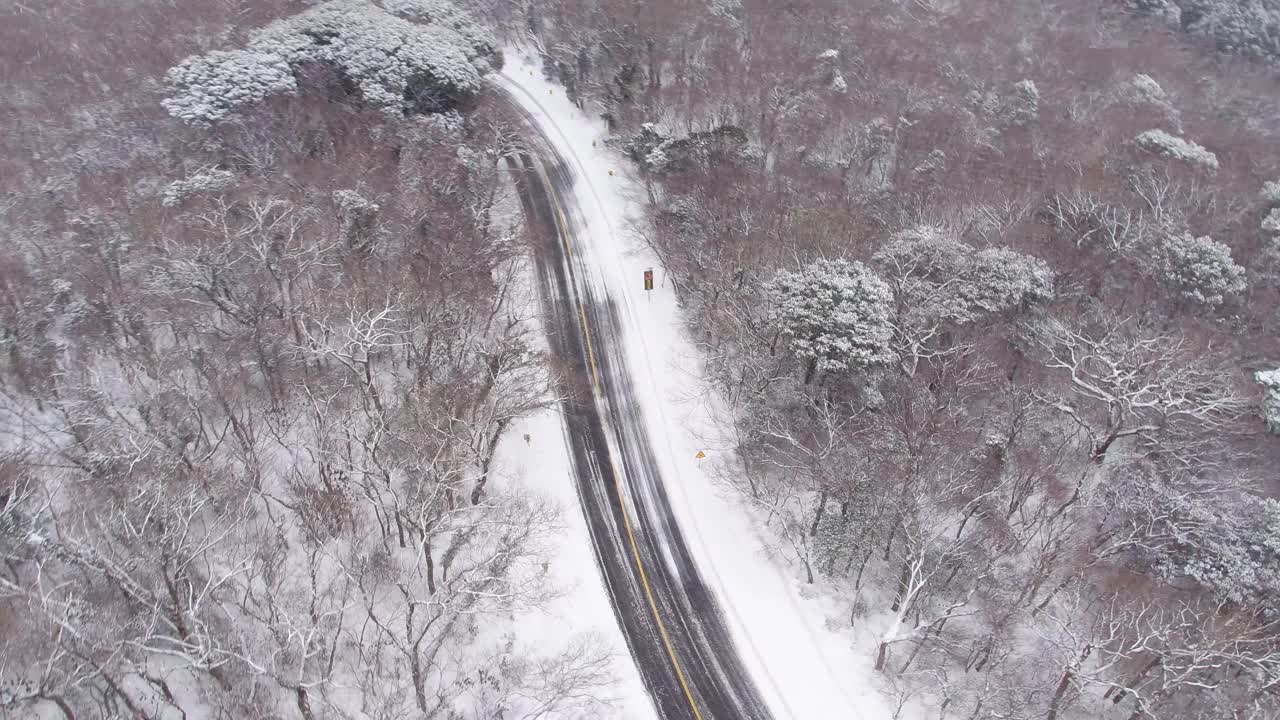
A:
[695,451,706,459]
[644,269,654,291]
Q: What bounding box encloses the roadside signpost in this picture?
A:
[643,268,654,301]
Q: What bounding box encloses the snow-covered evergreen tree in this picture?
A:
[380,0,501,70]
[163,0,499,125]
[1257,368,1280,434]
[333,189,381,250]
[161,167,238,207]
[1178,0,1280,64]
[1002,79,1040,127]
[1115,73,1181,127]
[874,224,1055,327]
[1262,180,1280,208]
[1158,494,1280,613]
[1126,74,1169,105]
[1264,208,1280,235]
[1126,0,1183,26]
[623,122,751,175]
[765,258,895,381]
[162,50,297,124]
[1156,233,1247,307]
[1135,129,1220,170]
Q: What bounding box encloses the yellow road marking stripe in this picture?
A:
[556,205,575,256]
[609,460,706,720]
[577,301,602,390]
[544,172,705,720]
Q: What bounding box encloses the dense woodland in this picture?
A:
[0,1,615,718]
[3,0,1280,718]
[484,0,1280,717]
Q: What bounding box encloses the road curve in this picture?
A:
[493,84,775,720]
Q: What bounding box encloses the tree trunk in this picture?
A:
[424,536,436,595]
[891,555,914,612]
[295,688,315,720]
[900,634,930,674]
[1033,574,1076,616]
[883,514,901,561]
[853,544,874,591]
[1046,669,1073,720]
[41,696,76,720]
[809,491,828,537]
[471,417,511,504]
[803,356,818,385]
[411,647,429,714]
[875,640,890,672]
[1047,645,1090,720]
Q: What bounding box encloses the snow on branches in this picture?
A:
[765,258,895,380]
[1126,74,1169,106]
[875,224,1055,327]
[1031,318,1249,462]
[162,0,499,124]
[161,166,237,207]
[1003,79,1040,127]
[1263,209,1280,235]
[1262,180,1280,208]
[1257,368,1280,434]
[1157,493,1280,612]
[1156,233,1247,307]
[162,50,297,124]
[1135,129,1220,171]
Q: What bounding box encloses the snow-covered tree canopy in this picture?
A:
[163,0,500,124]
[1126,74,1169,105]
[1263,208,1280,235]
[161,166,237,207]
[1127,0,1280,65]
[1156,232,1247,307]
[1135,129,1220,171]
[1114,74,1180,127]
[1002,79,1040,127]
[623,122,752,175]
[873,224,1056,328]
[1262,180,1280,208]
[765,258,895,376]
[1258,369,1280,434]
[1179,0,1280,64]
[1158,494,1280,614]
[162,50,296,125]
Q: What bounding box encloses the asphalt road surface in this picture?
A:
[495,85,775,720]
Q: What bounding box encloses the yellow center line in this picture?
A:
[543,170,705,720]
[577,301,603,390]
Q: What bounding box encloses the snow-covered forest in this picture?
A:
[0,1,615,718]
[2,0,1280,718]
[488,0,1280,717]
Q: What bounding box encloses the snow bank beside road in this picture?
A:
[496,52,896,720]
[491,407,655,719]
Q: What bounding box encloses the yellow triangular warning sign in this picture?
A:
[695,451,706,459]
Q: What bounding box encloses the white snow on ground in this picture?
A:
[495,52,897,720]
[491,408,656,719]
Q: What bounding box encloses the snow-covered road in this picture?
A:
[494,52,896,720]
